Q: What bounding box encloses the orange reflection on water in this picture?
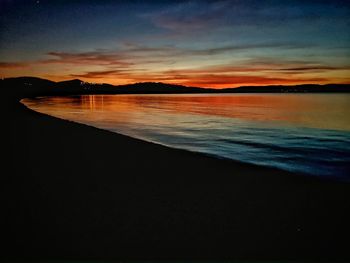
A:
[25,94,350,131]
[76,94,350,131]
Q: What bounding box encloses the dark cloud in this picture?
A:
[42,51,132,66]
[0,61,27,68]
[120,42,314,59]
[70,69,131,78]
[278,66,349,71]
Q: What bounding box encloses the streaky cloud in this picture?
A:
[0,62,28,69]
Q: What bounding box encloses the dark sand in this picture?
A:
[2,90,350,261]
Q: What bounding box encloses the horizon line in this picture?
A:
[2,75,350,90]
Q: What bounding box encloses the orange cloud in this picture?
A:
[180,75,328,87]
[42,51,132,67]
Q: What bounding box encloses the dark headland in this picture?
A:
[2,77,350,261]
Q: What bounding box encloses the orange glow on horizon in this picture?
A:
[30,73,350,89]
[1,60,350,88]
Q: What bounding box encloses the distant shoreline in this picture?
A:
[2,77,350,100]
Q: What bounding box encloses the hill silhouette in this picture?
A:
[1,76,349,99]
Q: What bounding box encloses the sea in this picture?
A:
[22,93,350,181]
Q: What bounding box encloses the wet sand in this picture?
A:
[2,89,350,260]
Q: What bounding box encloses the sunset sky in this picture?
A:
[1,0,350,88]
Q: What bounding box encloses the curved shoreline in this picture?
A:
[3,92,350,260]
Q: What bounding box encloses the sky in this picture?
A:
[0,0,350,88]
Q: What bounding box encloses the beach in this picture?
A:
[3,89,350,260]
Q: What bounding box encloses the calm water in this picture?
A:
[22,94,350,181]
